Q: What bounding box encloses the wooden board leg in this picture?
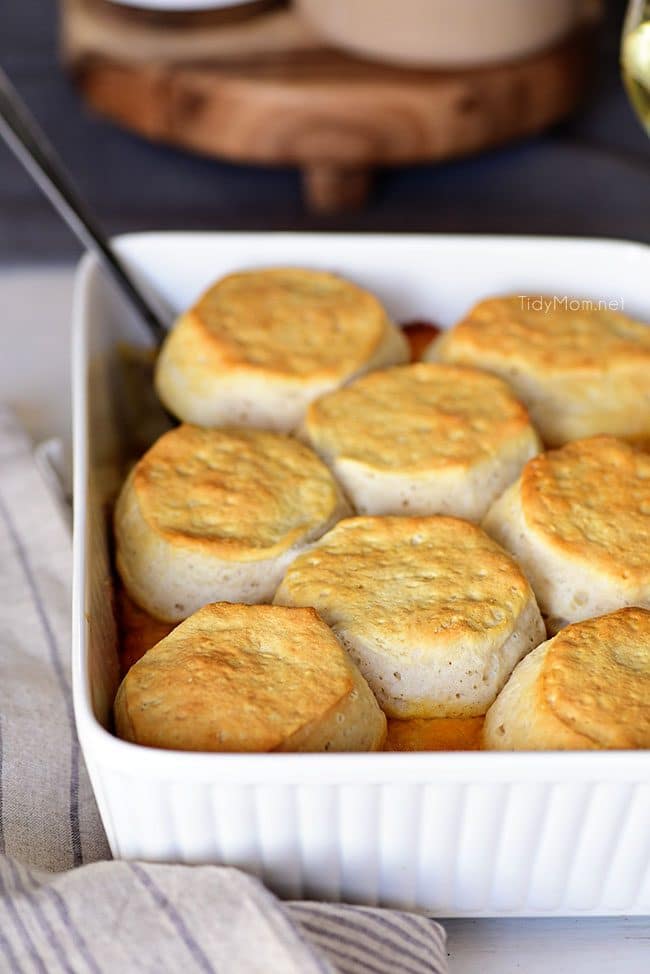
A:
[302,164,373,213]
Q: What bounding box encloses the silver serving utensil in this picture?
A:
[0,66,171,345]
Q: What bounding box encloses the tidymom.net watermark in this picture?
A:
[518,295,625,313]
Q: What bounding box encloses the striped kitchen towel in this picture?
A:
[0,408,447,974]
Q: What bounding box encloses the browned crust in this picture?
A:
[521,437,650,582]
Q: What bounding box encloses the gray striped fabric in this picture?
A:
[0,408,447,974]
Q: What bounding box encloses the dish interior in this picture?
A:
[74,232,650,742]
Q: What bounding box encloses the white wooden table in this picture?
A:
[2,264,649,973]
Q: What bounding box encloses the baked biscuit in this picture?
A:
[114,424,349,622]
[427,295,650,446]
[303,363,540,520]
[273,516,545,718]
[114,603,387,752]
[482,436,650,633]
[483,608,650,750]
[155,268,409,432]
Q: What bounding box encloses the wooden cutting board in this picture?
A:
[62,0,594,211]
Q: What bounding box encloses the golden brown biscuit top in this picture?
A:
[115,603,354,752]
[540,608,650,748]
[133,424,341,559]
[275,516,532,655]
[306,363,537,472]
[439,296,650,373]
[187,268,391,378]
[521,437,650,579]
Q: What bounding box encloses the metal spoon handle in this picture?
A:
[0,67,170,345]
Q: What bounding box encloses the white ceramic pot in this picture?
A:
[296,0,585,68]
[105,1,263,10]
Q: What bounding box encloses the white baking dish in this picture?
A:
[72,232,650,917]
